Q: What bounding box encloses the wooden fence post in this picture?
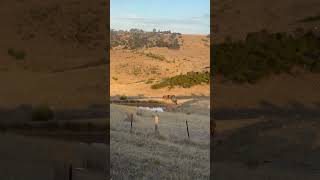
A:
[186,120,190,139]
[130,113,133,132]
[154,115,159,135]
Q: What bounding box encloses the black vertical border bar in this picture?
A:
[105,0,110,179]
[210,0,215,179]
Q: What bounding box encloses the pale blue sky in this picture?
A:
[111,0,210,34]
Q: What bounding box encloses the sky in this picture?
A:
[111,0,210,35]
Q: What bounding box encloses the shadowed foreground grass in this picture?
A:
[110,104,209,179]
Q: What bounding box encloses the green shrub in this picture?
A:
[151,71,210,89]
[202,38,209,42]
[120,95,128,100]
[31,105,54,121]
[145,52,165,61]
[298,15,320,23]
[8,48,26,60]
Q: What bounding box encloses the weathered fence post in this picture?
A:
[186,120,190,139]
[130,113,133,132]
[154,114,159,135]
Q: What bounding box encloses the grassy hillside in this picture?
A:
[110,33,210,97]
[0,0,108,108]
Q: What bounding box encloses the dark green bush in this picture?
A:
[145,52,165,61]
[8,48,26,60]
[298,15,320,23]
[31,105,54,121]
[151,71,210,89]
[120,95,128,100]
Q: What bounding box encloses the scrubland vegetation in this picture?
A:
[151,71,210,89]
[111,28,182,50]
[212,29,320,83]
